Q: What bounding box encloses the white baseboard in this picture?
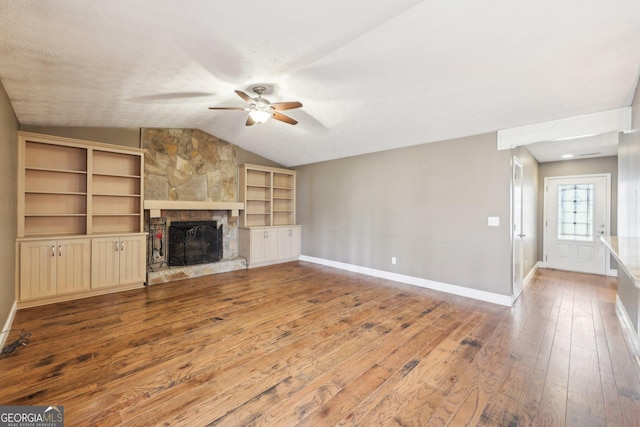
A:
[0,301,18,350]
[523,262,541,289]
[512,261,541,303]
[615,295,640,367]
[299,255,512,307]
[536,261,618,278]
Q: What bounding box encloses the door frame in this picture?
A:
[542,173,612,275]
[512,156,524,301]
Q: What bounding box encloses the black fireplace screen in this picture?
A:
[168,221,223,266]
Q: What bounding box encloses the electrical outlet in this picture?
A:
[391,257,397,265]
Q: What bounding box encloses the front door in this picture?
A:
[543,174,610,275]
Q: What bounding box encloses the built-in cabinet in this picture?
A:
[278,226,302,261]
[240,227,279,266]
[238,164,301,268]
[239,226,302,268]
[16,132,146,307]
[19,237,91,300]
[91,235,146,288]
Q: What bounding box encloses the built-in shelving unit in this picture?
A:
[239,164,296,227]
[22,142,88,237]
[241,166,273,227]
[273,171,295,226]
[16,132,147,308]
[91,149,143,234]
[239,164,300,267]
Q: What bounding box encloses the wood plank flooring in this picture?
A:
[1,262,640,426]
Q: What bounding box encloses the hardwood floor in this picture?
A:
[1,262,639,426]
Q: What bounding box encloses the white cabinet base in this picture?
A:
[91,235,146,289]
[239,226,301,268]
[16,233,146,309]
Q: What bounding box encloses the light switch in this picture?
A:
[488,216,500,227]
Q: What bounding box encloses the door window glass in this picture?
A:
[557,184,593,241]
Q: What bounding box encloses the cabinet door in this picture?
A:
[118,235,146,285]
[20,240,57,300]
[56,239,91,294]
[264,228,279,262]
[91,237,121,288]
[250,228,278,264]
[278,227,301,260]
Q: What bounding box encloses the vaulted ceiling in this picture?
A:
[1,0,639,166]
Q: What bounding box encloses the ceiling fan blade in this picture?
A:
[245,116,256,126]
[208,107,245,110]
[235,90,254,104]
[271,101,303,111]
[272,112,298,125]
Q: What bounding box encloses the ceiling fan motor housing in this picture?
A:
[209,86,302,126]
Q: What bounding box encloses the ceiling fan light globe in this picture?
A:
[249,110,272,124]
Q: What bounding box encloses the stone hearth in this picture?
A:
[146,258,246,286]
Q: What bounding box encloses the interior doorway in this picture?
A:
[543,174,610,275]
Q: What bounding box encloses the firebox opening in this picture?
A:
[168,221,223,266]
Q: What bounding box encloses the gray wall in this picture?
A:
[296,132,514,296]
[615,78,640,333]
[537,156,618,261]
[0,81,18,335]
[612,108,640,237]
[20,125,141,148]
[618,132,640,238]
[237,148,283,168]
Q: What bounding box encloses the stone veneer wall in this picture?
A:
[142,128,240,260]
[143,128,237,201]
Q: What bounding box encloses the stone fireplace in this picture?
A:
[142,128,247,285]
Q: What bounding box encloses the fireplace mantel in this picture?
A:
[144,200,245,218]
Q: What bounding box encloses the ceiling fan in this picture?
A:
[209,86,303,126]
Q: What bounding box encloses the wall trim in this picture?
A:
[523,262,541,289]
[0,301,18,350]
[533,262,617,278]
[616,295,640,367]
[299,255,512,307]
[511,262,540,303]
[497,107,631,149]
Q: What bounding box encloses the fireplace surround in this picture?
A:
[144,206,247,285]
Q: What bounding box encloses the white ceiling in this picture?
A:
[1,0,639,166]
[526,132,620,163]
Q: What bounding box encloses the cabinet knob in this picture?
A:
[58,245,62,256]
[51,245,55,257]
[121,241,125,251]
[115,242,119,252]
